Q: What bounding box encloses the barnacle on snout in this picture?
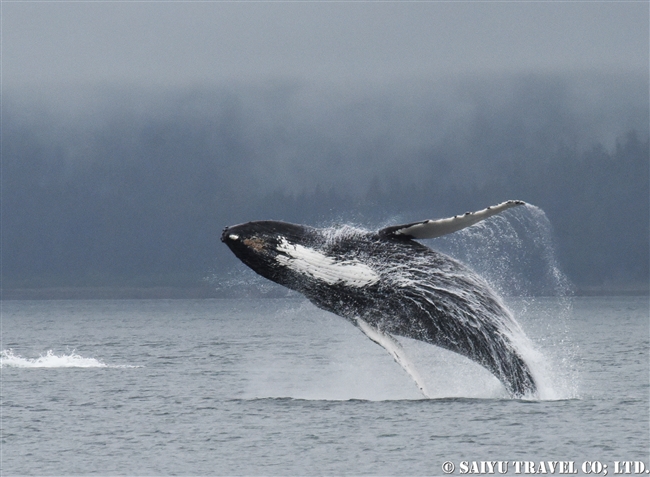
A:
[243,237,266,252]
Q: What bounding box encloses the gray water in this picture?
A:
[2,296,648,475]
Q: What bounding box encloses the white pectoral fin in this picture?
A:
[355,318,430,398]
[379,200,525,240]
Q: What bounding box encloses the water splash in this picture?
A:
[0,349,138,368]
[222,203,576,400]
[435,202,573,297]
[432,202,576,400]
[356,202,576,400]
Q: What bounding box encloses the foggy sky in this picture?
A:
[5,2,647,89]
[6,72,647,196]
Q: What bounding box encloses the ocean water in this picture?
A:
[2,296,648,476]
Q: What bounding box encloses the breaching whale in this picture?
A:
[221,200,537,397]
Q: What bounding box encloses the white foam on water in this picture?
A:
[0,349,139,368]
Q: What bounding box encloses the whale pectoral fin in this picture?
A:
[378,200,525,240]
[355,318,430,398]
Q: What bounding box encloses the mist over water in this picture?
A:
[5,74,646,211]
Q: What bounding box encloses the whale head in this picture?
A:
[222,221,380,292]
[221,221,323,289]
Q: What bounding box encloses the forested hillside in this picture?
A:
[3,76,648,293]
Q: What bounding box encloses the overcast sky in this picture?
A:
[4,1,648,90]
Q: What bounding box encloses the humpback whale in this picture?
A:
[221,200,537,397]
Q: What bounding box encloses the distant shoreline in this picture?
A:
[1,285,648,300]
[0,286,297,300]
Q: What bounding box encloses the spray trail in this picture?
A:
[1,349,139,368]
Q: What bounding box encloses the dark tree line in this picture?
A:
[2,81,648,292]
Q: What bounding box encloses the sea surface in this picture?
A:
[2,296,648,476]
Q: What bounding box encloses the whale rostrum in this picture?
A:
[222,200,537,397]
